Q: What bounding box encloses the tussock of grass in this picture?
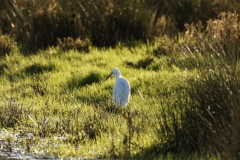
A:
[0,32,17,56]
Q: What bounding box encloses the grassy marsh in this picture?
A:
[1,17,240,158]
[0,42,201,158]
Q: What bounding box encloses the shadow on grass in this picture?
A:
[124,56,154,69]
[66,71,102,90]
[24,63,57,75]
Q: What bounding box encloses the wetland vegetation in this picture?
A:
[0,0,240,159]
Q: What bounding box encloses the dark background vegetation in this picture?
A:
[0,0,240,51]
[1,0,240,159]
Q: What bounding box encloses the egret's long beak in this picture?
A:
[105,72,112,81]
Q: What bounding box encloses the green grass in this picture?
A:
[0,41,238,159]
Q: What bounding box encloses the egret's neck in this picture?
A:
[115,74,122,79]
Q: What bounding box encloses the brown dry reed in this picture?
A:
[1,0,240,51]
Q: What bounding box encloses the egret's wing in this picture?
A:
[113,82,124,103]
[113,78,130,107]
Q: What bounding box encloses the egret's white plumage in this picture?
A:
[105,68,130,107]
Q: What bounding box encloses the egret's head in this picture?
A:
[105,68,121,81]
[112,68,121,76]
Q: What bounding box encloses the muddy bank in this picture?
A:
[0,129,98,160]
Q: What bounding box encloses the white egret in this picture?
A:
[105,68,130,107]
